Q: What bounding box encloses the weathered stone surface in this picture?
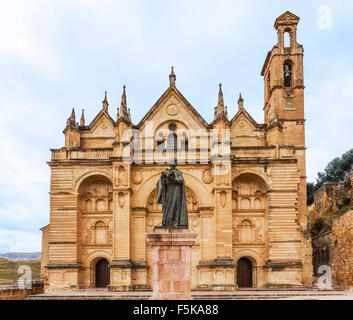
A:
[146,229,197,300]
[332,210,353,289]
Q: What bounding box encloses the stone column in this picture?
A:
[146,228,197,300]
[212,160,236,291]
[108,162,133,292]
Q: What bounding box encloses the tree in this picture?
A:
[307,182,315,206]
[307,148,353,205]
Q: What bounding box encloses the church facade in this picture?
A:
[41,11,313,291]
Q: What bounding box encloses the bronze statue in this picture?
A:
[156,158,188,228]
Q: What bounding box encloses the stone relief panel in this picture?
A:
[78,176,113,213]
[232,173,267,211]
[232,218,265,245]
[78,175,113,250]
[81,219,113,246]
[131,169,143,185]
[202,168,213,184]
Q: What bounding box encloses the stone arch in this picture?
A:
[74,170,113,193]
[145,185,200,213]
[87,253,112,288]
[154,119,189,134]
[154,120,189,151]
[134,171,212,208]
[233,169,270,188]
[232,173,268,211]
[86,251,112,268]
[78,175,113,213]
[234,249,265,288]
[90,254,111,269]
[234,249,264,267]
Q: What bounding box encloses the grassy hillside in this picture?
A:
[0,258,41,285]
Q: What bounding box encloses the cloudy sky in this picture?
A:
[0,0,352,253]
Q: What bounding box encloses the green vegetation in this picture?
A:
[312,217,324,230]
[0,258,41,285]
[307,148,353,205]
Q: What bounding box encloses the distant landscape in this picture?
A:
[0,258,41,285]
[0,252,41,261]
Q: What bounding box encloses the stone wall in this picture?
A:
[301,231,314,285]
[0,280,44,300]
[332,210,353,289]
[314,182,352,217]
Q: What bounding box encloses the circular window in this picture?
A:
[168,123,177,131]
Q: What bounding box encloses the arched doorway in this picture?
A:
[237,258,253,288]
[95,259,110,288]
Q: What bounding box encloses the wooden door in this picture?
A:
[237,258,252,288]
[95,259,110,288]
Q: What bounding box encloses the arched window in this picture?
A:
[267,72,271,98]
[95,221,106,244]
[181,132,188,151]
[284,62,292,87]
[284,31,291,48]
[240,220,253,243]
[167,133,178,151]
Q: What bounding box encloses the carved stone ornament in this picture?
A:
[131,169,143,184]
[202,168,213,184]
[118,192,125,208]
[220,191,227,208]
[167,104,179,116]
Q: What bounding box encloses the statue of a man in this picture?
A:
[156,158,188,228]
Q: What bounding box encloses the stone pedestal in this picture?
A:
[146,228,197,300]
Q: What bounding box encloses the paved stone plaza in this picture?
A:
[26,288,353,300]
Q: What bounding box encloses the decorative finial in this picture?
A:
[102,91,109,111]
[238,93,244,109]
[218,83,224,105]
[121,85,127,106]
[118,85,129,121]
[80,109,85,126]
[169,66,176,87]
[214,83,227,120]
[127,108,131,122]
[70,108,75,119]
[67,108,77,128]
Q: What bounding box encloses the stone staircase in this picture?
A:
[26,288,352,300]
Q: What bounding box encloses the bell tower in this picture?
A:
[262,11,307,228]
[262,11,304,126]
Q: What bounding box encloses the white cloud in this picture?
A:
[0,95,52,241]
[0,0,63,75]
[0,228,42,252]
[306,62,353,182]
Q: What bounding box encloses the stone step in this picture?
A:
[26,290,350,300]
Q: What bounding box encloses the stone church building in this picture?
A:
[41,11,313,291]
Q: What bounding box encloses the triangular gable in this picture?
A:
[88,109,116,130]
[83,110,116,137]
[230,108,258,128]
[209,114,229,127]
[274,11,300,28]
[136,86,209,129]
[230,109,259,138]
